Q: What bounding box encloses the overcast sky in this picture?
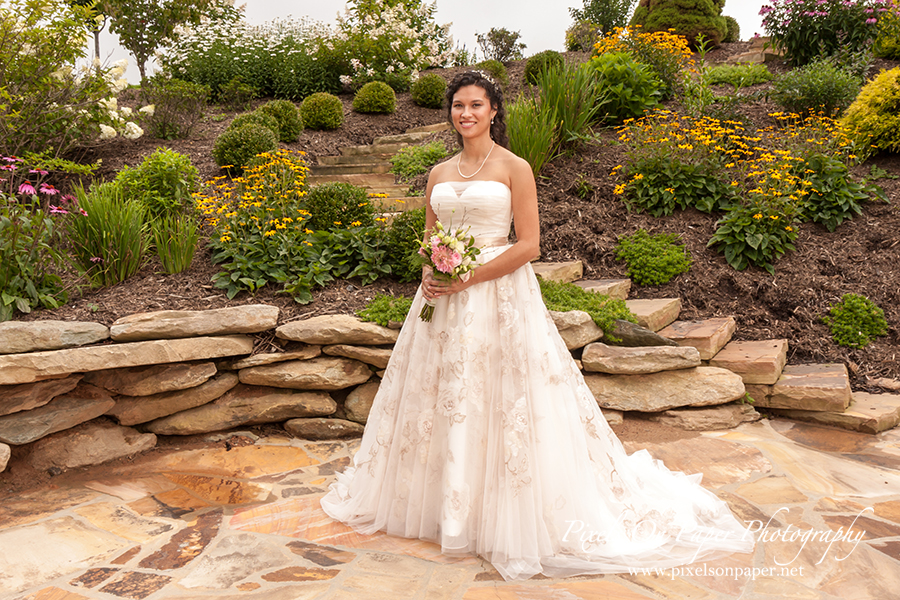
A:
[100,1,767,83]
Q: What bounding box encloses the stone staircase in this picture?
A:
[533,260,900,435]
[309,123,451,218]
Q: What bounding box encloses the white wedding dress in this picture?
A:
[321,180,754,580]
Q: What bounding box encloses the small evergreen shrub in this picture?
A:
[841,67,900,153]
[390,141,448,180]
[566,20,601,52]
[212,124,279,176]
[707,63,772,88]
[589,51,661,124]
[140,76,210,140]
[723,15,740,43]
[218,77,258,110]
[615,229,692,286]
[822,293,888,349]
[305,182,375,232]
[769,59,862,117]
[538,278,638,337]
[357,293,414,326]
[476,27,526,62]
[475,59,510,89]
[353,81,396,114]
[385,207,426,282]
[257,99,303,142]
[228,111,281,143]
[524,50,565,84]
[300,92,344,130]
[630,0,728,47]
[410,73,447,109]
[115,148,199,220]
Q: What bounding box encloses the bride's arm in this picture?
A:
[432,156,540,296]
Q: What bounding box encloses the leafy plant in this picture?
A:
[630,0,729,47]
[218,77,258,110]
[707,201,800,274]
[140,76,210,140]
[212,124,279,176]
[768,59,862,117]
[841,67,900,153]
[384,207,426,282]
[589,51,661,124]
[357,293,414,326]
[707,63,773,89]
[566,20,601,52]
[524,50,564,85]
[115,148,199,219]
[570,0,637,35]
[390,141,448,180]
[536,61,600,143]
[615,229,691,285]
[410,73,447,109]
[151,215,199,274]
[620,157,738,215]
[538,278,637,337]
[228,111,281,141]
[573,175,595,200]
[507,94,559,176]
[475,27,526,62]
[474,60,510,89]
[821,293,889,349]
[257,99,304,142]
[67,182,148,287]
[793,152,877,231]
[305,182,375,232]
[353,81,396,114]
[300,92,344,130]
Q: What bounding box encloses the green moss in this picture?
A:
[358,294,414,326]
[615,229,692,286]
[538,278,637,338]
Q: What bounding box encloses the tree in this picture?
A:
[630,0,728,48]
[475,27,526,62]
[569,0,637,36]
[67,0,107,61]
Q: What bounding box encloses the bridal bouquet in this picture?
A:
[417,220,481,322]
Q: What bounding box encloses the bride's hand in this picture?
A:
[426,270,476,298]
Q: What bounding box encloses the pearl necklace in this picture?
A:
[457,142,495,179]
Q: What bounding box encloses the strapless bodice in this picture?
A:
[429,180,512,242]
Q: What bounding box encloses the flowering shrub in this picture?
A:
[593,26,694,99]
[760,0,891,66]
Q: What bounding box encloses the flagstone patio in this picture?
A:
[2,418,899,600]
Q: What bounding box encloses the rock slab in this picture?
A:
[230,345,321,370]
[649,403,761,431]
[323,345,392,369]
[763,363,851,412]
[107,372,240,426]
[531,261,583,283]
[583,367,745,412]
[110,304,279,342]
[0,320,109,354]
[658,317,737,360]
[239,357,372,391]
[708,339,788,385]
[582,343,700,374]
[0,383,116,445]
[29,419,157,470]
[284,418,365,440]
[549,311,604,350]
[0,442,9,472]
[0,335,254,386]
[773,391,900,434]
[344,381,380,424]
[84,362,217,397]
[277,314,399,345]
[145,384,336,435]
[575,279,631,300]
[624,298,682,332]
[607,320,679,347]
[0,375,83,417]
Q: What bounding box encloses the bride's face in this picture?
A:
[451,85,496,141]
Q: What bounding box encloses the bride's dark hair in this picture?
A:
[445,71,509,149]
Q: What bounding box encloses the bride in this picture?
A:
[321,70,755,581]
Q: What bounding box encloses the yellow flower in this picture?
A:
[350,220,362,227]
[785,226,793,232]
[220,234,231,242]
[264,230,277,237]
[753,213,763,219]
[770,215,779,220]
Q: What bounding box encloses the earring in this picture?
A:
[491,117,495,125]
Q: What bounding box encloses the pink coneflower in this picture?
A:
[29,169,48,176]
[39,183,58,195]
[18,182,36,196]
[61,194,75,204]
[90,256,102,263]
[48,204,69,214]
[79,208,88,216]
[431,245,462,274]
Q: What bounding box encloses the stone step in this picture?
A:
[708,339,788,385]
[574,279,631,301]
[752,363,851,412]
[531,260,583,283]
[366,185,413,196]
[624,298,681,332]
[317,153,395,166]
[772,391,900,434]
[341,142,408,156]
[307,173,397,188]
[374,131,434,145]
[309,163,392,176]
[371,196,426,212]
[658,317,737,361]
[582,342,701,375]
[407,122,451,134]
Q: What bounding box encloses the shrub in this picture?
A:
[218,77,259,110]
[300,92,344,130]
[615,229,692,285]
[475,60,510,89]
[140,76,210,140]
[723,15,740,42]
[537,61,601,142]
[358,293,414,326]
[566,20,601,52]
[768,59,862,117]
[305,182,375,232]
[841,67,900,153]
[589,51,661,124]
[476,27,526,62]
[707,201,800,274]
[538,278,637,337]
[570,0,638,36]
[390,141,449,180]
[410,73,447,109]
[822,293,889,349]
[524,50,565,85]
[507,94,559,176]
[212,124,279,176]
[258,100,303,142]
[707,63,773,88]
[793,152,875,231]
[630,0,728,47]
[385,207,427,282]
[353,81,396,114]
[593,25,694,99]
[761,0,888,66]
[115,148,199,220]
[152,215,200,274]
[875,5,900,59]
[67,182,148,288]
[228,111,281,141]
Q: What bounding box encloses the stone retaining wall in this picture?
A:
[0,304,761,474]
